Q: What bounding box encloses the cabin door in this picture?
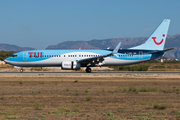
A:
[139,51,143,60]
[23,52,28,61]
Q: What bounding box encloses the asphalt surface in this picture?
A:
[0,71,179,76]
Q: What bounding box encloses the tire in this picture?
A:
[86,68,91,73]
[20,69,23,73]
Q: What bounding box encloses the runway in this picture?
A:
[0,71,179,76]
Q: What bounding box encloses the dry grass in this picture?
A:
[0,75,180,119]
[1,62,180,72]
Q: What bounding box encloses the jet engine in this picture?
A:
[61,61,81,70]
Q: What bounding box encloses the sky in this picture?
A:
[0,0,180,49]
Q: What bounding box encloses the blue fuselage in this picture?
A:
[4,49,164,67]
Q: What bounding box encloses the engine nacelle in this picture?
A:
[61,61,81,70]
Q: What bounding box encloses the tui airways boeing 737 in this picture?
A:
[4,19,174,73]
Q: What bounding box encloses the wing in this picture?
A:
[78,42,121,67]
[78,53,113,67]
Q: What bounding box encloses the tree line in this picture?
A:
[0,50,16,61]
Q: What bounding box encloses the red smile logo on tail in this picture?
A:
[152,34,165,45]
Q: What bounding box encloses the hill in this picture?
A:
[0,43,35,51]
[46,34,180,60]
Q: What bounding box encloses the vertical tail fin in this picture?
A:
[129,19,170,50]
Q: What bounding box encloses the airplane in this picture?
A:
[4,19,174,73]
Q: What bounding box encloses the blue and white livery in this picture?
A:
[5,19,173,73]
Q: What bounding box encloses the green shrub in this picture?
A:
[157,111,167,115]
[175,111,180,115]
[7,116,19,119]
[127,116,137,119]
[102,87,105,92]
[85,90,88,93]
[118,64,149,71]
[48,110,76,114]
[159,104,167,109]
[0,50,16,60]
[66,87,69,92]
[118,66,130,71]
[86,94,91,101]
[75,90,78,95]
[140,118,167,120]
[140,86,157,92]
[33,102,42,110]
[74,80,78,83]
[153,65,166,68]
[138,64,149,71]
[1,96,4,99]
[107,118,126,120]
[123,87,127,92]
[130,65,139,71]
[139,101,147,105]
[0,111,6,114]
[136,113,149,116]
[154,103,167,110]
[103,112,114,116]
[128,85,137,92]
[41,81,45,84]
[19,81,23,85]
[55,81,58,85]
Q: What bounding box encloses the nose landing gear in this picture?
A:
[20,68,23,73]
[85,67,91,73]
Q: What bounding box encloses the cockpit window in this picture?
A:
[12,55,17,57]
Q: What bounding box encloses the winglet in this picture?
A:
[112,42,121,54]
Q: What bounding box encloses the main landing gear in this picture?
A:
[85,67,91,73]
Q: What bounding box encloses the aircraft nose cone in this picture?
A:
[4,58,9,64]
[4,59,7,64]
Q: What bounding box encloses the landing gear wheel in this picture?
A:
[20,69,23,73]
[86,67,91,73]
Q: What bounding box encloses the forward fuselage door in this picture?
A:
[23,52,28,61]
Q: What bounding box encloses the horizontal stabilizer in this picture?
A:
[150,48,174,54]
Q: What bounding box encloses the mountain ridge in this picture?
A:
[46,34,180,60]
[0,33,180,60]
[0,43,35,51]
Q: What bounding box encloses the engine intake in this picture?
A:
[61,61,81,70]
